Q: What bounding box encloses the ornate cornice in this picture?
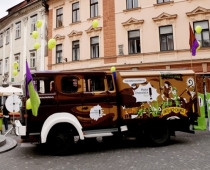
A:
[152,12,177,22]
[68,30,83,38]
[122,17,144,27]
[85,26,102,34]
[54,34,65,40]
[186,6,210,16]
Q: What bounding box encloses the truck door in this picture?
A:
[82,73,111,129]
[27,75,58,133]
[57,74,83,123]
[106,74,118,127]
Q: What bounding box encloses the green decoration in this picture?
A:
[32,31,39,39]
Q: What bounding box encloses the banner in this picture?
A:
[206,92,210,131]
[194,93,206,130]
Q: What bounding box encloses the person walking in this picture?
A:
[3,103,9,133]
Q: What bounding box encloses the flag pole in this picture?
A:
[191,55,193,69]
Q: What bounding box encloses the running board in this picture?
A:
[83,128,118,138]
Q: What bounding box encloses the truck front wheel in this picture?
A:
[148,123,170,146]
[47,124,74,155]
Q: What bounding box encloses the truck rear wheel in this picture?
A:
[47,125,74,155]
[148,123,170,146]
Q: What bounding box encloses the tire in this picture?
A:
[148,123,170,146]
[47,125,74,155]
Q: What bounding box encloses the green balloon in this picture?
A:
[34,42,41,50]
[110,66,116,72]
[48,39,57,49]
[26,99,32,110]
[195,25,202,34]
[92,19,99,28]
[13,62,19,69]
[13,69,18,76]
[32,31,39,39]
[36,20,42,28]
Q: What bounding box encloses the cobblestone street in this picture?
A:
[0,130,210,170]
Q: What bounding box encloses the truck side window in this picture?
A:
[33,76,54,94]
[84,75,105,92]
[107,75,114,91]
[61,76,78,93]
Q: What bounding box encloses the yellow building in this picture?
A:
[46,0,210,72]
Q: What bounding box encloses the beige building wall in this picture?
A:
[47,0,210,72]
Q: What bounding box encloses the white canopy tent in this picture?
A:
[0,85,23,96]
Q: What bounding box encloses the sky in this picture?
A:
[0,0,23,18]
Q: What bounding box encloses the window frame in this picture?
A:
[4,58,9,73]
[126,0,138,9]
[15,22,21,39]
[30,15,37,32]
[5,29,10,45]
[72,2,80,23]
[56,44,63,63]
[157,0,170,3]
[0,60,2,75]
[128,30,141,54]
[72,40,80,61]
[193,20,210,48]
[0,33,3,47]
[56,8,63,28]
[61,76,79,93]
[90,0,98,18]
[30,51,36,68]
[159,25,174,51]
[14,53,20,71]
[90,36,99,59]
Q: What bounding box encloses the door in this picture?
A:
[82,73,111,129]
[57,74,83,122]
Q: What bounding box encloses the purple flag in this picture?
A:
[189,23,199,56]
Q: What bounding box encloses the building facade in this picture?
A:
[0,0,48,87]
[48,0,210,72]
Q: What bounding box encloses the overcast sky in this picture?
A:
[0,0,23,18]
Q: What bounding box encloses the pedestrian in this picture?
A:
[3,103,9,133]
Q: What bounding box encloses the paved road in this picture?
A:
[0,130,210,170]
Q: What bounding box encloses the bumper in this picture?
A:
[15,120,26,136]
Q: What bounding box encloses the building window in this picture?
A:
[72,40,80,61]
[128,30,140,54]
[0,60,2,74]
[30,51,36,68]
[15,22,21,39]
[126,0,138,9]
[0,33,3,47]
[31,15,37,32]
[56,8,63,28]
[157,0,170,3]
[5,29,10,44]
[4,58,9,73]
[194,21,210,47]
[159,25,174,51]
[90,0,98,18]
[56,44,62,63]
[90,36,99,58]
[14,54,20,71]
[72,2,80,23]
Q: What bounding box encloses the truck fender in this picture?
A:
[40,112,84,143]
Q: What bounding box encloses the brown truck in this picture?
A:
[15,69,199,154]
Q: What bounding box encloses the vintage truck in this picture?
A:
[15,69,199,154]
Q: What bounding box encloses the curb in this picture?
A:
[0,136,18,153]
